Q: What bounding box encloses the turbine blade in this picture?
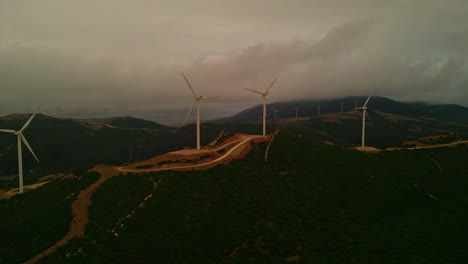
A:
[181,72,198,98]
[20,113,36,132]
[0,129,16,133]
[265,78,277,93]
[363,91,374,107]
[242,88,263,95]
[21,134,40,163]
[182,101,196,126]
[365,110,374,127]
[199,96,219,100]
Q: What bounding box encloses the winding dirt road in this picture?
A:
[118,135,266,172]
[23,134,267,264]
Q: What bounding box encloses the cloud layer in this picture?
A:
[0,0,467,119]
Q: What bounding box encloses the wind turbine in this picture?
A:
[242,78,277,136]
[316,105,321,116]
[181,72,219,150]
[356,92,373,148]
[294,107,300,119]
[0,113,40,193]
[273,108,279,120]
[340,102,344,114]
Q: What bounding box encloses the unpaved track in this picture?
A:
[387,140,468,151]
[23,166,120,264]
[23,135,266,264]
[118,135,265,172]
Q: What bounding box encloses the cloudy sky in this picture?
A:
[1,0,467,120]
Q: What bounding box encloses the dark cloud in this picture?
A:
[0,0,467,121]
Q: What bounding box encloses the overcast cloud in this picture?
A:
[1,0,467,119]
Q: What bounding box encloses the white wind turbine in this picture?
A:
[273,108,279,120]
[0,113,40,193]
[242,78,277,136]
[340,102,344,114]
[294,107,300,119]
[356,92,373,148]
[181,72,219,150]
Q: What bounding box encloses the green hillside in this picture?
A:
[1,132,462,263]
[0,114,174,183]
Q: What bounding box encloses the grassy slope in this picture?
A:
[37,133,468,264]
[0,171,99,264]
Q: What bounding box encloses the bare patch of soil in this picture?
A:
[0,181,50,200]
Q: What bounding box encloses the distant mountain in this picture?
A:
[221,96,468,147]
[79,116,172,130]
[226,96,468,125]
[1,97,467,180]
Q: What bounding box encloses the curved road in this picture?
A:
[117,135,266,172]
[24,134,267,264]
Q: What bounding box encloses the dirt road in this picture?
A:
[118,135,265,172]
[23,166,120,264]
[386,140,468,151]
[23,134,266,264]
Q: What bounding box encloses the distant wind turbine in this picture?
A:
[273,108,279,120]
[356,92,373,147]
[181,72,219,150]
[0,114,40,193]
[340,102,344,114]
[316,105,321,116]
[242,78,277,136]
[294,107,300,119]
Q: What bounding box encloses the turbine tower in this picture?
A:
[0,113,40,193]
[181,72,219,150]
[242,78,277,136]
[294,107,300,119]
[316,105,321,116]
[356,93,373,147]
[340,102,344,114]
[273,108,279,120]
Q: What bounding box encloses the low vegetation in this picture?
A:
[0,171,99,264]
[31,132,468,263]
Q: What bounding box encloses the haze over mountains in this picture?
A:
[1,96,467,182]
[1,1,468,114]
